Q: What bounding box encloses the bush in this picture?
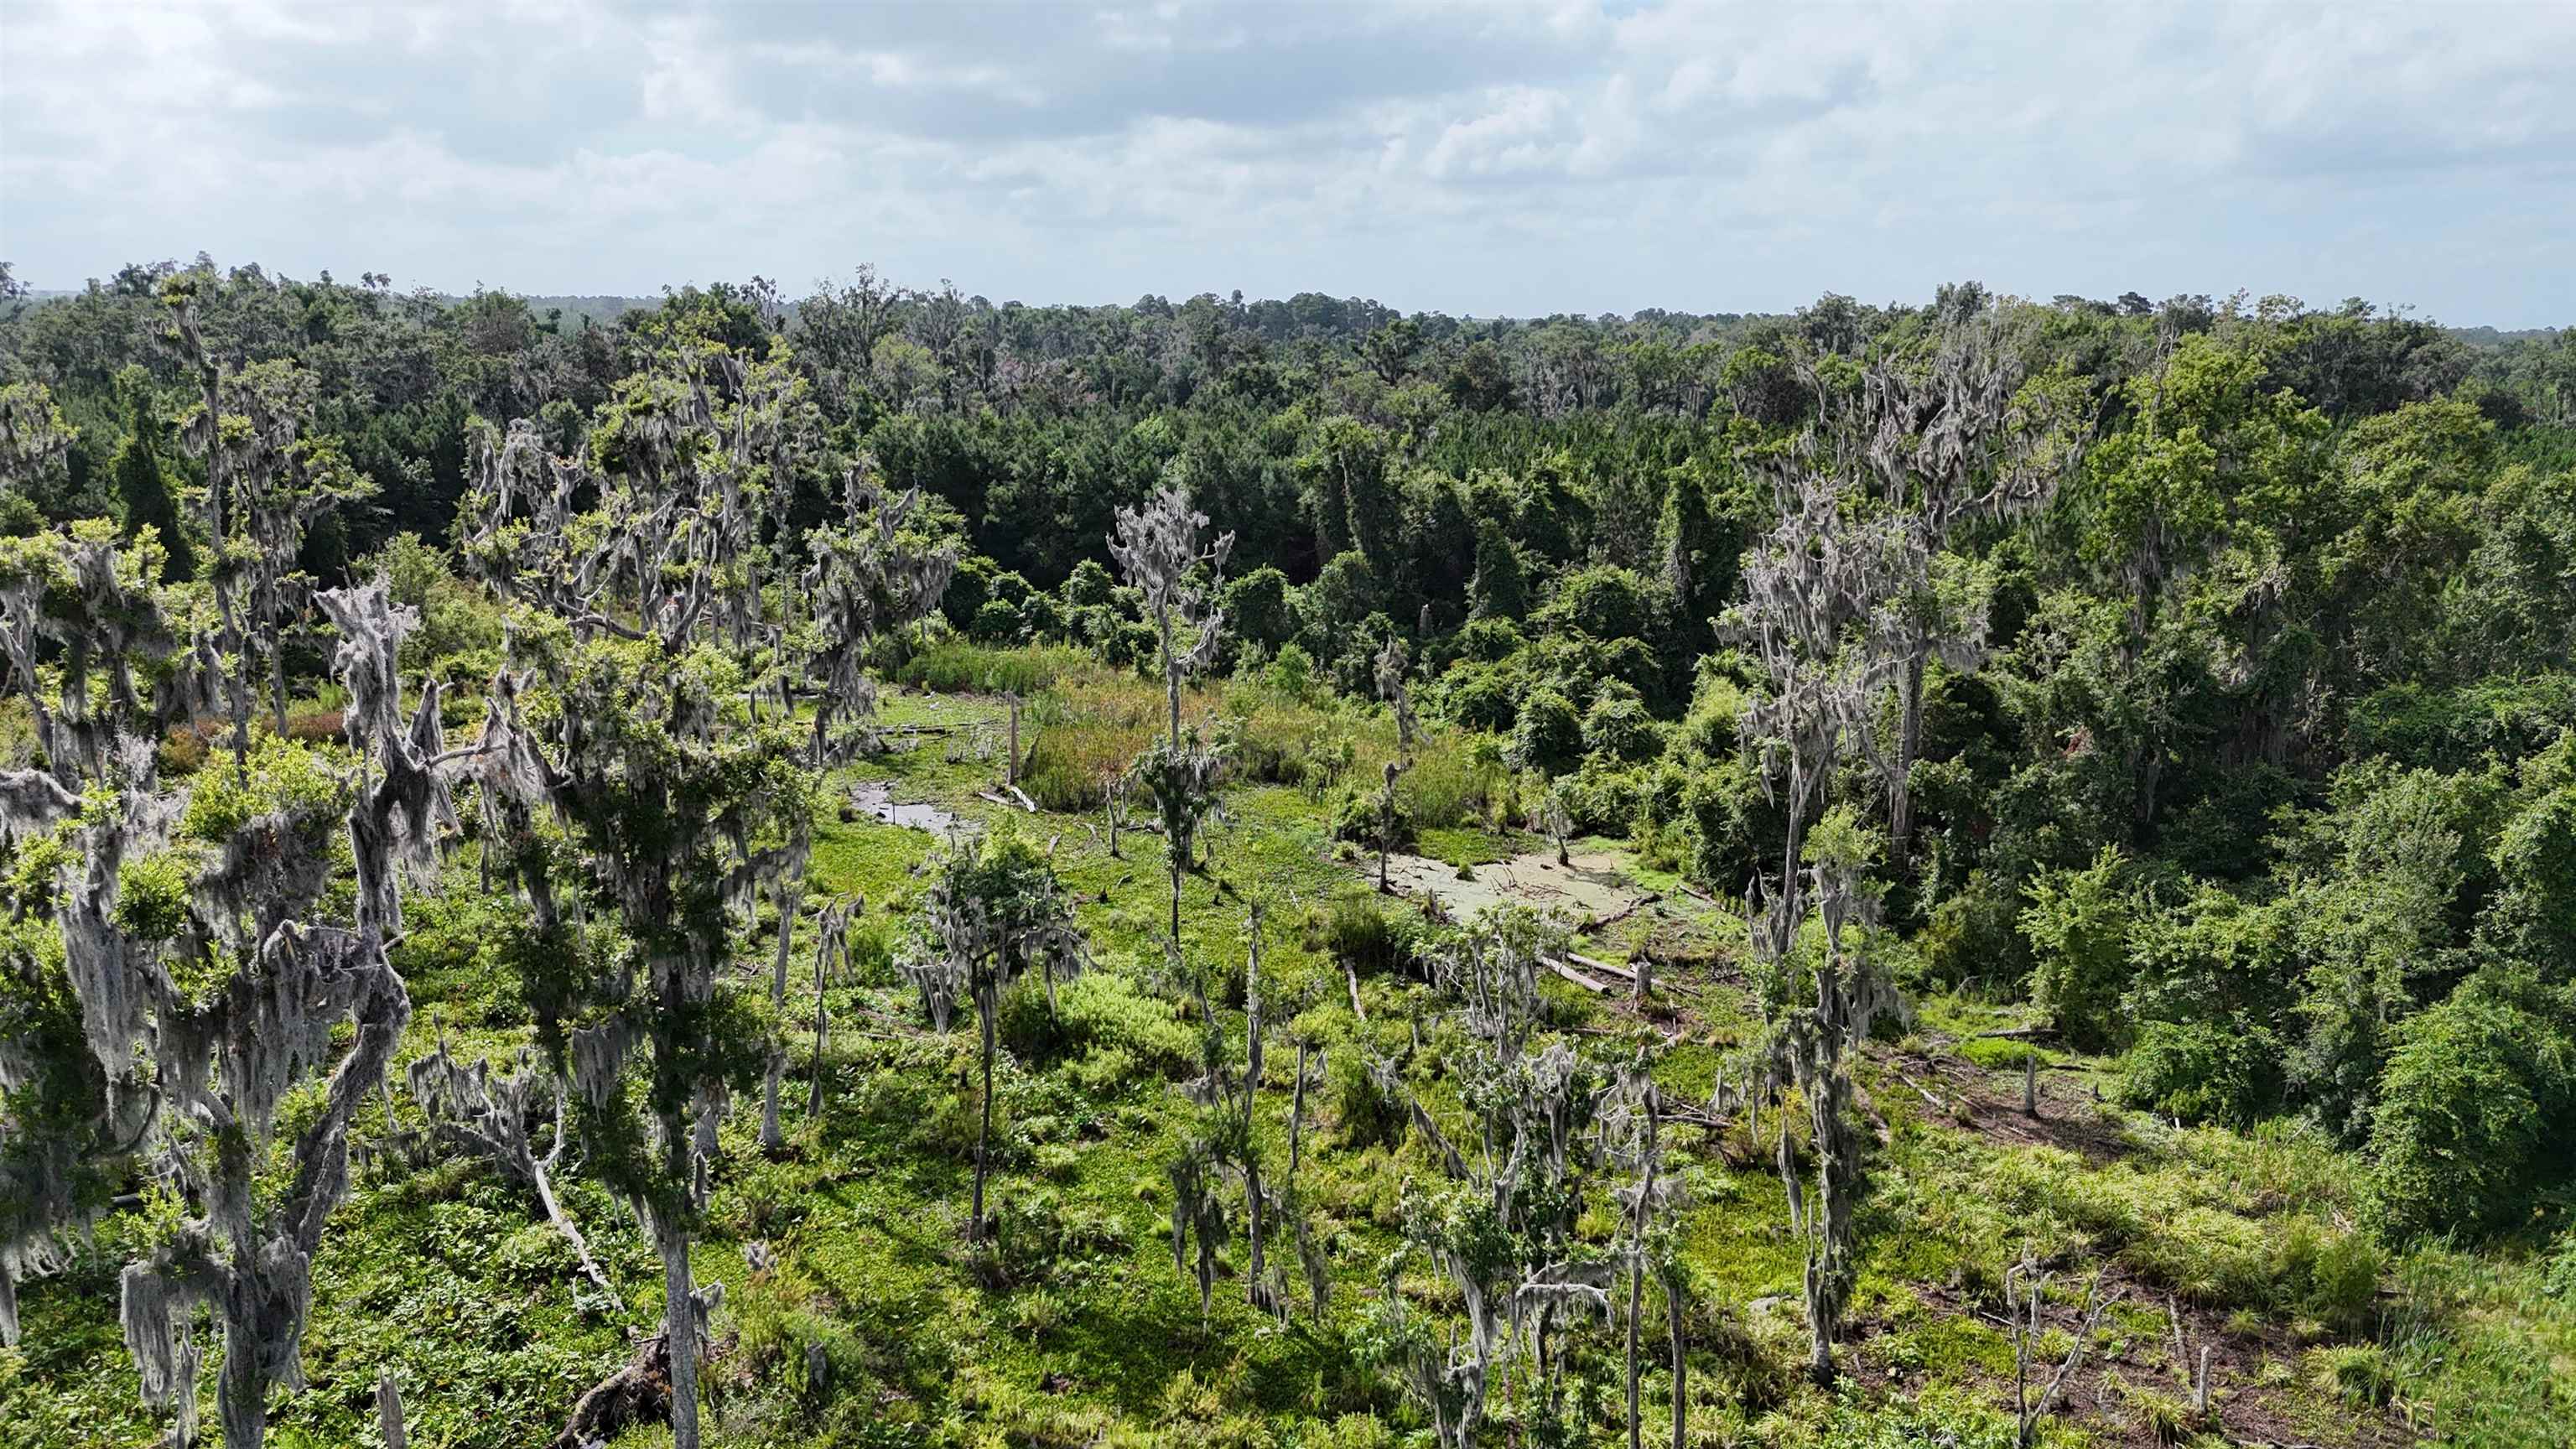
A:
[1000,973,1197,1080]
[1319,896,1420,978]
[1436,660,1519,733]
[1919,871,2029,993]
[1581,691,1658,763]
[2307,1344,2395,1409]
[1450,615,1522,664]
[157,724,206,776]
[2366,969,2576,1238]
[1508,688,1581,774]
[1327,1051,1405,1150]
[1557,760,1644,836]
[1331,782,1414,854]
[2273,1217,2383,1336]
[969,596,1023,642]
[896,641,1079,695]
[2117,1016,2282,1126]
[2019,847,2134,1050]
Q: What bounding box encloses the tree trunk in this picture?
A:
[1667,1276,1687,1449]
[1289,1041,1309,1182]
[377,1369,407,1449]
[808,956,829,1120]
[271,643,289,740]
[535,1106,619,1305]
[974,1007,995,1239]
[761,884,797,1153]
[658,1229,702,1449]
[219,1292,267,1449]
[1244,1151,1266,1310]
[1890,649,1926,870]
[1626,1251,1644,1449]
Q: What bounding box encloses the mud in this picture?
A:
[1365,847,1657,924]
[847,780,975,837]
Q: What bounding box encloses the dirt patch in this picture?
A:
[1364,847,1656,924]
[1883,1046,2142,1166]
[845,780,975,837]
[1898,1270,2410,1449]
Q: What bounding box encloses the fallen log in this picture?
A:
[1006,783,1039,813]
[1581,894,1661,932]
[1542,957,1610,993]
[1896,1072,1950,1113]
[1565,949,1636,982]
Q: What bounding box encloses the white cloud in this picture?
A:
[0,0,2567,322]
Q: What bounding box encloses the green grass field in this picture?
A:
[5,660,2569,1449]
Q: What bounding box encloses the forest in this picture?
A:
[0,257,2571,1449]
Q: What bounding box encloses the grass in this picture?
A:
[8,643,2571,1449]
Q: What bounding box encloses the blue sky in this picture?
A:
[3,1,2570,325]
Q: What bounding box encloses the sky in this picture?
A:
[2,0,2571,325]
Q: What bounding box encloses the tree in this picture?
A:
[796,464,957,764]
[1370,908,1613,1446]
[166,278,371,756]
[1763,808,1900,1384]
[1109,483,1233,958]
[1843,300,2084,871]
[1606,1057,1687,1449]
[896,827,1085,1240]
[459,344,821,1449]
[1727,422,1910,1382]
[109,371,194,582]
[1373,635,1417,893]
[3,571,449,1449]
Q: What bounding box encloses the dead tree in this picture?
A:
[2006,1259,2120,1448]
[165,283,368,758]
[407,1038,619,1305]
[1372,908,1615,1446]
[798,464,958,766]
[808,896,861,1119]
[1728,429,1912,1386]
[1607,1058,1688,1449]
[1108,484,1232,957]
[1802,299,2085,870]
[47,575,447,1449]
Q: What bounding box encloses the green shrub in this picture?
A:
[1507,688,1581,773]
[2366,969,2576,1238]
[1436,659,1518,733]
[1263,641,1317,702]
[1330,782,1415,854]
[969,596,1022,642]
[896,641,1079,695]
[2019,846,2134,1049]
[2306,1344,2394,1409]
[1057,974,1197,1077]
[1919,871,2029,993]
[2117,1016,2282,1126]
[1581,691,1658,763]
[1319,896,1419,978]
[1557,760,1644,836]
[1327,1052,1405,1150]
[2273,1218,2383,1336]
